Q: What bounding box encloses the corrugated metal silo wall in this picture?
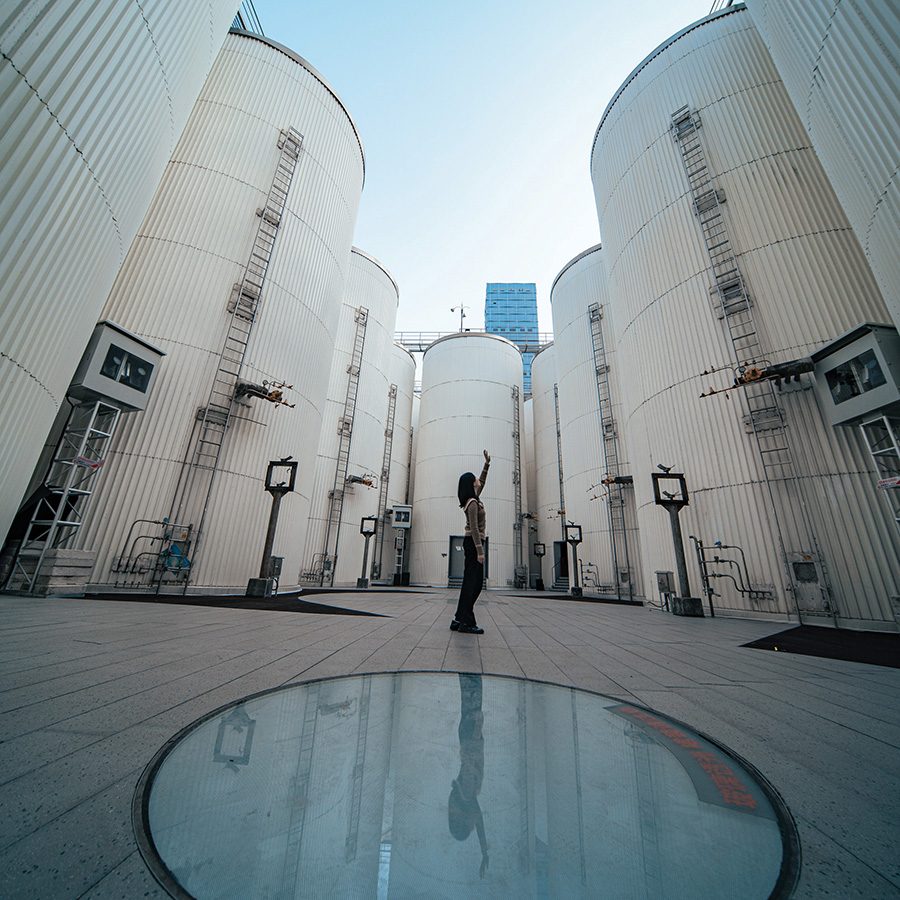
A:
[0,1,239,544]
[551,246,644,596]
[591,7,898,625]
[303,249,398,587]
[530,346,564,570]
[77,32,365,589]
[745,0,900,329]
[388,344,416,509]
[411,334,524,587]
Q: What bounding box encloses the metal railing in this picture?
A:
[395,330,554,353]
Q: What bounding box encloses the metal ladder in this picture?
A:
[671,104,830,611]
[5,400,121,592]
[167,127,303,579]
[859,413,900,530]
[345,677,371,861]
[319,306,369,585]
[372,383,397,580]
[588,302,632,597]
[512,385,525,587]
[553,383,566,538]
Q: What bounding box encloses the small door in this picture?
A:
[553,541,569,582]
[789,552,827,611]
[448,536,489,586]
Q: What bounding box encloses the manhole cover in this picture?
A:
[136,672,797,898]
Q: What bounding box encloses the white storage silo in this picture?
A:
[745,0,900,329]
[530,344,567,587]
[591,6,899,626]
[77,31,366,590]
[0,1,240,546]
[410,333,525,588]
[551,245,643,598]
[301,248,399,587]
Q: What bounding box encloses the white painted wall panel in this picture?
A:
[591,8,898,625]
[77,32,365,590]
[746,0,900,328]
[0,0,238,543]
[410,334,524,587]
[303,249,399,587]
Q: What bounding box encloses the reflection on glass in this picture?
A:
[100,345,126,381]
[145,673,789,899]
[448,674,488,877]
[826,349,887,404]
[99,344,153,392]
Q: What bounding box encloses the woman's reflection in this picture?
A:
[448,673,489,877]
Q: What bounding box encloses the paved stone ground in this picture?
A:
[0,589,898,899]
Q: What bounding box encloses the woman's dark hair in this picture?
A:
[458,472,478,508]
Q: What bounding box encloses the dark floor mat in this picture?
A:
[743,625,899,669]
[85,591,383,617]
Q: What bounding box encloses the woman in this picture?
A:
[452,449,490,634]
[447,673,489,877]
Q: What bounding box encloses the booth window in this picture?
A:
[100,344,154,393]
[825,349,886,404]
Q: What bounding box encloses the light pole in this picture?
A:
[652,468,702,615]
[533,542,546,592]
[450,304,468,332]
[247,457,297,597]
[565,523,583,597]
[358,516,378,588]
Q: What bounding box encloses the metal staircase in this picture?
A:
[512,385,525,588]
[670,104,830,612]
[372,383,397,580]
[859,413,900,530]
[5,400,120,592]
[319,306,369,585]
[167,127,303,578]
[553,384,566,538]
[588,302,632,597]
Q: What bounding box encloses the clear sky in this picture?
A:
[260,1,712,334]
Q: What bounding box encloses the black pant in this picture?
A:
[455,536,484,625]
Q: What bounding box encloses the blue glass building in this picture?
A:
[485,283,539,394]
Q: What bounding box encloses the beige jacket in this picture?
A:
[463,461,490,554]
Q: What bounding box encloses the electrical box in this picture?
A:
[810,323,900,426]
[68,321,165,411]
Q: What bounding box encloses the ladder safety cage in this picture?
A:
[670,104,831,616]
[553,384,566,538]
[319,306,370,585]
[587,303,633,601]
[372,383,398,580]
[512,385,525,587]
[165,126,304,587]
